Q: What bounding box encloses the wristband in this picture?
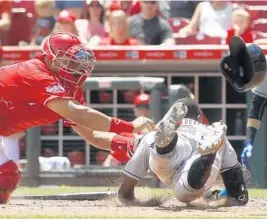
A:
[111,134,133,153]
[109,117,134,134]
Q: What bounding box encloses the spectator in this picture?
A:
[158,1,170,20]
[170,0,201,19]
[103,93,151,167]
[0,0,11,31]
[99,10,141,46]
[32,0,56,46]
[52,10,78,34]
[52,10,89,46]
[109,0,141,16]
[0,0,12,45]
[178,0,234,38]
[76,0,106,47]
[128,0,175,45]
[5,0,36,46]
[133,93,151,118]
[55,0,85,19]
[226,8,253,44]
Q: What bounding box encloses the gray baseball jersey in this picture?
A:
[123,124,198,182]
[123,132,153,181]
[123,119,237,184]
[252,56,267,98]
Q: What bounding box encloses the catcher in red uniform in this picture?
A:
[0,32,155,204]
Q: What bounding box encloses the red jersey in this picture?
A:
[109,0,141,16]
[0,0,11,16]
[0,56,85,136]
[226,28,254,44]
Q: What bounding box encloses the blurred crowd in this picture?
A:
[1,0,267,48]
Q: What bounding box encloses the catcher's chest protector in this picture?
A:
[220,36,266,93]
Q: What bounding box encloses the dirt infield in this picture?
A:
[1,196,267,218]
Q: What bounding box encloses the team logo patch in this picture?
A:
[45,83,65,94]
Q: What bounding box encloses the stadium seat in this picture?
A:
[245,5,267,21]
[168,17,190,33]
[99,91,113,103]
[252,31,267,40]
[175,33,223,45]
[252,19,267,33]
[234,1,267,5]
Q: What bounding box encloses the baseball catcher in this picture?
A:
[0,32,155,204]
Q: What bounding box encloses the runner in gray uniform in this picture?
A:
[118,98,248,206]
[242,69,267,168]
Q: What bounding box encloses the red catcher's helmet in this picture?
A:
[42,32,96,92]
[134,94,150,108]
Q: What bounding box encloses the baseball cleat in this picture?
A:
[155,102,188,148]
[203,189,227,202]
[0,160,21,204]
[197,121,227,155]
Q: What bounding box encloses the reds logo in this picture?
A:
[45,83,65,94]
[0,97,14,113]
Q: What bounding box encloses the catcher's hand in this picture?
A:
[132,116,155,134]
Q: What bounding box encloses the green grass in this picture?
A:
[0,216,266,219]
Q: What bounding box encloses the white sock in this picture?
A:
[2,137,20,161]
[0,151,9,166]
[0,137,10,166]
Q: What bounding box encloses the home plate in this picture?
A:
[12,191,117,201]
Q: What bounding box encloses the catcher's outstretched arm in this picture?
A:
[72,126,116,151]
[47,99,155,133]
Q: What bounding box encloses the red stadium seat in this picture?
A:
[245,5,267,21]
[259,9,267,19]
[252,31,267,40]
[234,1,267,5]
[168,17,190,33]
[252,18,267,33]
[175,33,223,45]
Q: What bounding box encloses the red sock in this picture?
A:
[111,134,134,153]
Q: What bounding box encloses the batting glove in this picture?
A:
[241,139,253,169]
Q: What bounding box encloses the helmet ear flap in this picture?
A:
[42,35,56,61]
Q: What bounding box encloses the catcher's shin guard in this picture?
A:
[221,164,248,205]
[0,160,21,204]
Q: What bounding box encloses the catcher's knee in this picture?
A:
[221,164,249,205]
